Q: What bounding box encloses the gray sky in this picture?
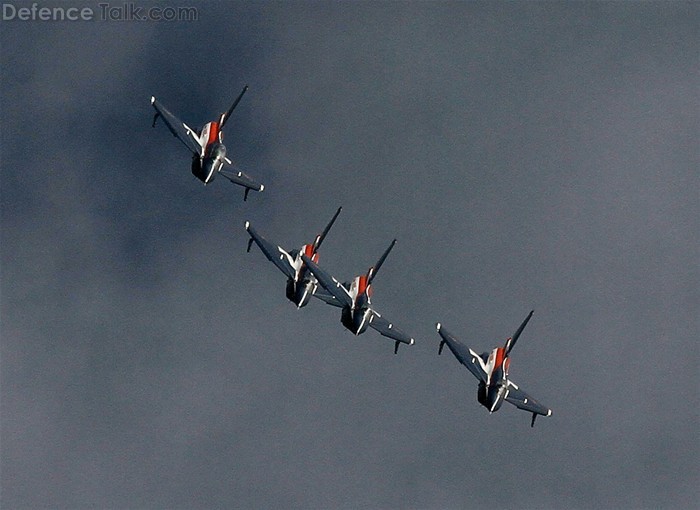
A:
[1,2,698,509]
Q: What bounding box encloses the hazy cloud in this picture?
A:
[2,2,698,509]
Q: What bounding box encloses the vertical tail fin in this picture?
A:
[367,239,396,284]
[220,85,249,129]
[312,206,342,251]
[505,310,534,355]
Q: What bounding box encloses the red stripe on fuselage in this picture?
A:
[206,121,220,147]
[357,275,368,296]
[494,347,505,371]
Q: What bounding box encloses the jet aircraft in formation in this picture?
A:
[244,207,343,308]
[301,240,415,353]
[436,310,552,426]
[150,85,264,200]
[244,208,414,353]
[148,86,551,425]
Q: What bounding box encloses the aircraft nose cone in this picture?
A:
[353,309,369,334]
[487,385,504,413]
[293,282,313,308]
[214,143,226,158]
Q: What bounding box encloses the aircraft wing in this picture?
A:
[245,222,295,279]
[436,323,488,383]
[368,311,414,350]
[220,166,264,194]
[300,254,353,308]
[506,381,552,417]
[313,289,342,308]
[150,97,202,155]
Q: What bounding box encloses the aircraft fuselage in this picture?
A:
[339,275,372,334]
[191,121,227,184]
[286,278,315,308]
[284,244,320,308]
[341,305,372,335]
[476,346,511,413]
[436,311,550,425]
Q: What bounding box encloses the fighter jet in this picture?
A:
[300,240,414,353]
[150,85,264,200]
[436,311,552,426]
[244,207,342,308]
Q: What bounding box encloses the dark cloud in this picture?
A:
[2,2,698,509]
